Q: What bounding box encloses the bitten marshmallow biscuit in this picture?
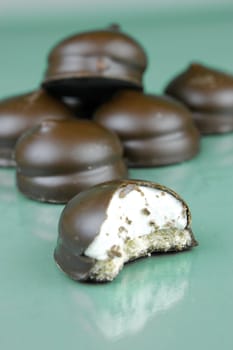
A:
[54,179,197,282]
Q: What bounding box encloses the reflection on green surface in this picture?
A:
[130,134,233,197]
[0,168,64,240]
[70,253,192,340]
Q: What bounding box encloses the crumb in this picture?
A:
[118,226,127,233]
[119,184,136,198]
[135,186,145,196]
[126,217,132,225]
[141,208,151,216]
[107,245,122,258]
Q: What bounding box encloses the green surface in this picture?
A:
[1,8,233,350]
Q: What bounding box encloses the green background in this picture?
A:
[1,6,233,349]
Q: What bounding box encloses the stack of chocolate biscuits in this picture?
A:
[0,25,202,202]
[4,24,233,282]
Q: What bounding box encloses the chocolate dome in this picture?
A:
[165,63,233,133]
[43,25,147,98]
[0,89,74,167]
[15,119,127,203]
[94,90,200,167]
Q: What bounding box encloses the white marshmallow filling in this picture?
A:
[85,185,193,281]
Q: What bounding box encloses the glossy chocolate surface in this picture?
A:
[15,119,127,203]
[43,25,147,97]
[94,90,200,167]
[0,89,74,167]
[54,179,197,282]
[165,63,233,133]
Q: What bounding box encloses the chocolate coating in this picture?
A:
[165,63,233,134]
[0,89,74,167]
[15,119,127,203]
[94,90,200,167]
[43,25,147,97]
[54,179,197,282]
